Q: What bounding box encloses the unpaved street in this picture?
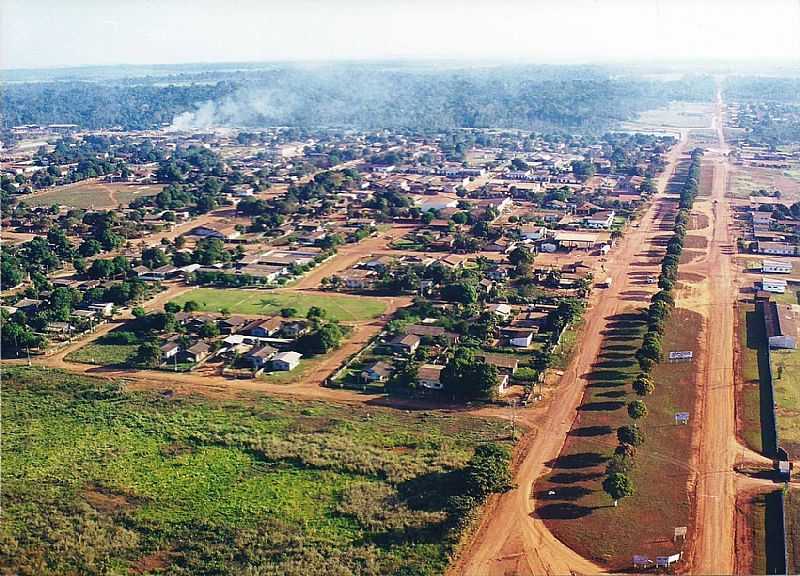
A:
[452,131,689,576]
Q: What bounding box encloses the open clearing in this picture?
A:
[170,288,387,322]
[619,101,713,134]
[726,164,800,202]
[1,366,511,576]
[24,182,164,209]
[535,308,700,570]
[769,345,800,459]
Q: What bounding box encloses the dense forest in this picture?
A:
[1,64,715,133]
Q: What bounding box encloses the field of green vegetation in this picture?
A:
[25,182,163,209]
[738,307,764,452]
[1,366,512,575]
[536,308,701,570]
[770,345,800,459]
[788,488,800,574]
[171,289,387,322]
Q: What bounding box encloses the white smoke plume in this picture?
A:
[168,88,297,131]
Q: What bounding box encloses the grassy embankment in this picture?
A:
[1,366,511,576]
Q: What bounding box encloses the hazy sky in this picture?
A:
[2,0,799,70]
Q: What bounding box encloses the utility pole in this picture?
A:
[510,398,518,441]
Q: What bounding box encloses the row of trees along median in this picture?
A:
[603,148,704,507]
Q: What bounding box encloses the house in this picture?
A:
[184,341,211,363]
[281,320,310,338]
[761,276,788,294]
[160,341,181,360]
[417,364,445,390]
[245,344,277,369]
[338,269,375,290]
[249,316,284,338]
[272,350,302,371]
[361,360,393,383]
[187,225,241,241]
[238,264,284,283]
[219,315,250,334]
[583,210,615,229]
[476,352,519,374]
[762,259,793,274]
[388,333,421,355]
[14,298,42,314]
[575,201,601,216]
[486,303,513,321]
[88,302,114,317]
[70,309,98,322]
[763,301,798,349]
[500,326,535,348]
[755,241,798,256]
[519,224,548,241]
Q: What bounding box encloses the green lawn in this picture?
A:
[65,343,138,366]
[1,366,511,576]
[788,488,800,575]
[171,288,387,322]
[738,307,763,452]
[770,345,800,459]
[537,308,701,570]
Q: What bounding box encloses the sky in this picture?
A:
[2,0,800,70]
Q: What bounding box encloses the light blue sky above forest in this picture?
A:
[2,0,799,70]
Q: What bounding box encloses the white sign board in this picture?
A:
[674,526,687,540]
[669,351,693,361]
[675,412,690,424]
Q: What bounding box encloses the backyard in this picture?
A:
[1,366,512,576]
[171,288,387,322]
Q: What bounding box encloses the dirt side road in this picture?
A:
[452,133,688,576]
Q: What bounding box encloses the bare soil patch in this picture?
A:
[684,235,709,250]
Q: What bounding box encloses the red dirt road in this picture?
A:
[680,88,737,576]
[452,133,689,576]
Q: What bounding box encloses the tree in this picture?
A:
[508,245,534,270]
[306,306,327,321]
[633,373,655,396]
[602,472,634,506]
[441,347,500,400]
[135,341,162,367]
[280,307,297,318]
[627,400,648,420]
[164,302,181,313]
[141,247,168,269]
[183,300,200,313]
[617,424,644,447]
[464,443,512,500]
[198,321,220,338]
[1,254,23,288]
[132,306,146,318]
[441,281,478,305]
[296,322,343,354]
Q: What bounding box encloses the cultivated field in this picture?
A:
[770,345,800,459]
[170,288,387,322]
[25,181,164,209]
[1,366,511,576]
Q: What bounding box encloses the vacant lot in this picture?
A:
[25,182,164,209]
[171,288,387,322]
[737,307,764,453]
[536,308,700,570]
[1,366,510,576]
[727,165,800,202]
[770,345,800,459]
[621,102,713,131]
[66,342,138,366]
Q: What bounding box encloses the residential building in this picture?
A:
[761,276,788,294]
[762,259,793,274]
[763,301,798,349]
[417,364,445,390]
[272,351,302,371]
[361,360,393,383]
[388,333,421,355]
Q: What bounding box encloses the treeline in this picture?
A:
[2,66,715,133]
[602,148,704,507]
[1,81,236,130]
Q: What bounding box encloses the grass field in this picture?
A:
[25,182,164,209]
[536,308,701,570]
[770,344,800,459]
[171,289,387,322]
[727,165,800,202]
[65,342,138,366]
[788,488,800,575]
[1,366,511,576]
[738,307,764,452]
